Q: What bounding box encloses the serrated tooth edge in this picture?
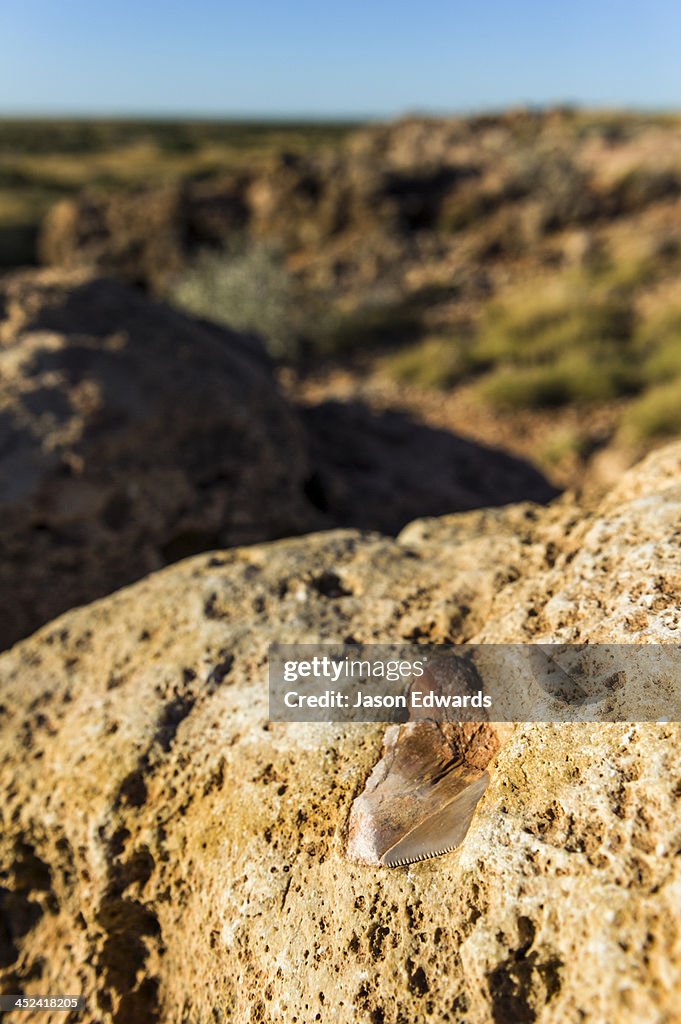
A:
[383,843,458,867]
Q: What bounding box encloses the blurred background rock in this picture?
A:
[2,108,681,507]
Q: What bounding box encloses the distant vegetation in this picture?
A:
[0,118,359,267]
[172,246,423,362]
[0,118,358,156]
[6,108,681,456]
[383,254,681,441]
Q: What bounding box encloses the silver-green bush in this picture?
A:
[172,244,304,360]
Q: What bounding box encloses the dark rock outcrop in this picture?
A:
[0,268,317,649]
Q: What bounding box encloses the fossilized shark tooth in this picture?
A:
[347,655,512,867]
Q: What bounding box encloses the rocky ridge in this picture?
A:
[40,109,681,300]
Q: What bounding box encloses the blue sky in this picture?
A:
[1,0,680,117]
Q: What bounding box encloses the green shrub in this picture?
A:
[478,277,633,364]
[171,244,305,360]
[641,339,681,383]
[633,304,681,383]
[312,299,421,357]
[503,149,596,230]
[540,428,589,467]
[437,185,494,233]
[590,254,662,291]
[478,350,631,410]
[623,378,681,440]
[173,250,429,362]
[467,269,642,410]
[382,334,480,388]
[612,167,681,210]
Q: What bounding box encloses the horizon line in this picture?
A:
[1,102,680,124]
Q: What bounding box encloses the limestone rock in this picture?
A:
[0,268,317,649]
[474,443,681,643]
[0,445,680,1021]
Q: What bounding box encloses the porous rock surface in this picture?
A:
[1,446,681,1022]
[0,268,317,650]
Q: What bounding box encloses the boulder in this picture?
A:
[1,444,681,1021]
[474,442,681,643]
[0,268,317,650]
